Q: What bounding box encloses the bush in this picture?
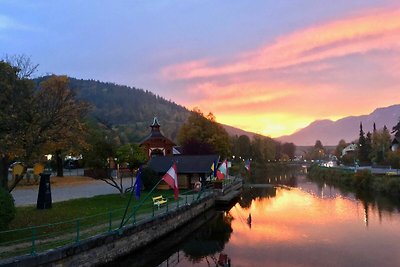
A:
[0,187,16,230]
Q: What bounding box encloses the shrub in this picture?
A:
[0,187,16,230]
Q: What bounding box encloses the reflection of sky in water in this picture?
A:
[165,178,400,267]
[224,187,400,267]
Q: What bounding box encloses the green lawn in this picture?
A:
[10,189,178,230]
[1,189,195,259]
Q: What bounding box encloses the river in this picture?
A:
[111,169,400,267]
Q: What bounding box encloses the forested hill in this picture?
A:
[35,77,191,143]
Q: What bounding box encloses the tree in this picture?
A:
[281,142,296,160]
[0,187,15,230]
[0,61,89,191]
[0,61,35,191]
[370,126,391,164]
[392,117,400,139]
[177,109,231,158]
[236,135,251,159]
[250,135,276,163]
[358,123,369,164]
[365,132,372,162]
[386,150,400,169]
[335,139,348,158]
[307,140,325,160]
[82,121,118,169]
[4,54,39,79]
[36,76,89,177]
[116,143,146,172]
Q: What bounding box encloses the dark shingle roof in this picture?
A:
[148,155,220,174]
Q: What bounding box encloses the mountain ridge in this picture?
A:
[35,76,260,142]
[277,104,400,146]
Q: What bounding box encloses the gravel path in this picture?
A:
[11,178,135,207]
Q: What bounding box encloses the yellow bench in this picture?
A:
[152,195,167,209]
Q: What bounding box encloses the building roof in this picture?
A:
[393,134,400,145]
[151,117,160,127]
[148,154,220,174]
[140,117,176,146]
[342,143,357,156]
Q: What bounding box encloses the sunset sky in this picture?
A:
[2,1,400,137]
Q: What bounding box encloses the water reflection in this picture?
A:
[225,186,400,267]
[112,169,400,267]
[181,212,233,264]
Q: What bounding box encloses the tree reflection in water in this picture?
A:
[238,187,276,209]
[182,211,233,264]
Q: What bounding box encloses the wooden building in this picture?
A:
[148,154,219,189]
[140,117,176,160]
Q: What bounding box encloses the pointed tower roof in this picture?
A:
[140,117,176,144]
[150,117,161,131]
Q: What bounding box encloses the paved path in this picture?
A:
[11,178,134,207]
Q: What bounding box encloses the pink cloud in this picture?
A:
[159,7,400,137]
[161,8,400,80]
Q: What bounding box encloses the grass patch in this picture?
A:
[0,188,198,259]
[10,189,177,229]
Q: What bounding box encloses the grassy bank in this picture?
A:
[10,189,177,230]
[307,166,400,197]
[1,189,191,259]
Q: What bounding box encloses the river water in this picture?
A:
[113,170,400,267]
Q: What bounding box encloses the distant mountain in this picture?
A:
[277,104,400,146]
[35,77,258,143]
[221,124,257,139]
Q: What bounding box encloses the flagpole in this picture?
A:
[119,178,164,228]
[119,177,138,229]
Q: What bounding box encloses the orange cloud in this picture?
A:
[159,7,400,138]
[162,8,400,80]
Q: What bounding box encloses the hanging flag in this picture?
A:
[217,159,227,180]
[211,162,215,173]
[134,166,142,200]
[245,159,251,172]
[162,162,179,200]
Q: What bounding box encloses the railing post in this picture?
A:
[132,212,136,225]
[185,194,188,204]
[108,212,112,232]
[31,227,36,255]
[166,199,169,213]
[152,204,155,217]
[177,198,179,209]
[76,219,80,243]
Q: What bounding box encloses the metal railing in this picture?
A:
[0,185,214,260]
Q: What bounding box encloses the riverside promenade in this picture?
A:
[2,176,243,267]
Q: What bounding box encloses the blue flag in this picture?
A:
[245,159,251,172]
[135,166,142,200]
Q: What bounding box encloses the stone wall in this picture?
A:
[2,195,215,267]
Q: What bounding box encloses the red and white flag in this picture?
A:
[162,162,179,200]
[217,159,228,180]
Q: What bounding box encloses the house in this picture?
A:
[391,135,400,151]
[342,143,357,157]
[140,117,176,160]
[148,154,220,189]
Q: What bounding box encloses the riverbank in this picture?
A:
[307,166,400,197]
